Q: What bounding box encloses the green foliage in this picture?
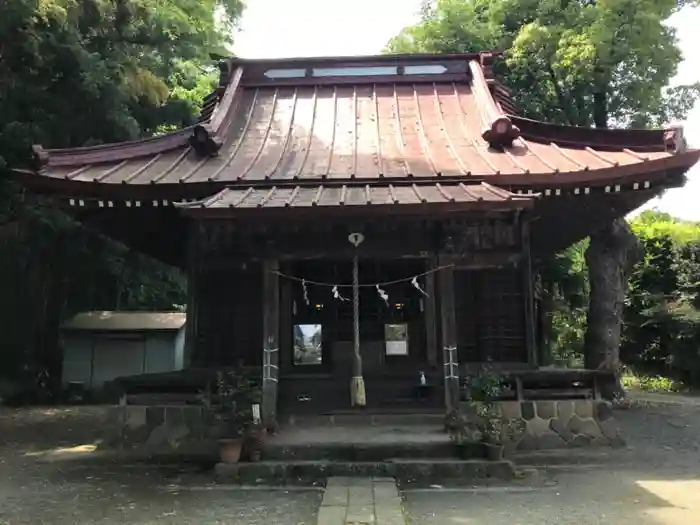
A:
[0,0,242,165]
[386,0,700,128]
[539,241,589,364]
[621,373,681,393]
[0,0,244,385]
[623,211,700,385]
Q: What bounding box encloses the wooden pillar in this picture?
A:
[438,254,460,411]
[521,220,537,368]
[183,220,201,367]
[424,257,438,367]
[261,260,280,428]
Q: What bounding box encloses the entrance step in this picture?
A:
[285,413,445,427]
[264,421,469,462]
[214,459,515,486]
[264,440,476,462]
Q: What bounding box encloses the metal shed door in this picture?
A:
[91,336,146,388]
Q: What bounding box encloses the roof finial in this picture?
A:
[31,145,49,170]
[663,123,686,154]
[189,124,223,157]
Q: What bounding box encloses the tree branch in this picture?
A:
[546,65,577,126]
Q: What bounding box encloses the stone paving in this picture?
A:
[317,477,404,525]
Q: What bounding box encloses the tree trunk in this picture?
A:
[584,218,642,399]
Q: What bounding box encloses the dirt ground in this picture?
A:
[0,407,322,524]
[404,402,700,525]
[1,402,700,524]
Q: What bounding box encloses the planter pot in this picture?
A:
[484,443,505,462]
[244,427,268,462]
[218,438,244,464]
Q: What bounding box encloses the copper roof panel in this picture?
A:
[180,182,535,213]
[25,53,698,192]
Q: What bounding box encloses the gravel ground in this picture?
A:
[0,407,322,525]
[2,402,700,524]
[403,403,700,525]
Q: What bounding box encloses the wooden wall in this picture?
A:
[191,262,263,367]
[454,267,527,363]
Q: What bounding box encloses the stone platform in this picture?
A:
[214,458,515,485]
[263,422,460,461]
[485,399,625,450]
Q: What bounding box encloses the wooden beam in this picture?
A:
[261,260,280,428]
[521,220,537,368]
[424,257,438,367]
[183,220,201,366]
[438,254,460,411]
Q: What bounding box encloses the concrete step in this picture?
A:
[214,459,515,486]
[284,413,445,427]
[263,441,484,462]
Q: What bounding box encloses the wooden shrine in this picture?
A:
[10,51,700,424]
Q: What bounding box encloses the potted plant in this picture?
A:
[243,388,267,462]
[463,366,510,461]
[446,408,483,459]
[213,369,254,464]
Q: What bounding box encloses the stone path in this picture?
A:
[317,477,405,525]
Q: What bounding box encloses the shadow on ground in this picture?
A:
[0,406,322,524]
[2,403,700,524]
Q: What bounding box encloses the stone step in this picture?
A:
[214,459,515,486]
[263,441,484,462]
[284,413,445,427]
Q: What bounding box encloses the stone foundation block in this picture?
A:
[494,398,624,451]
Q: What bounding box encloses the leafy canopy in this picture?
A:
[387,0,700,128]
[0,0,244,167]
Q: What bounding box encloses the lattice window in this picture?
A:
[455,268,527,363]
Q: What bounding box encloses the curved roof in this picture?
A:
[17,51,700,197]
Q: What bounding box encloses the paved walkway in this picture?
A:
[317,477,405,525]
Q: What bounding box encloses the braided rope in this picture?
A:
[352,254,361,375]
[272,263,453,288]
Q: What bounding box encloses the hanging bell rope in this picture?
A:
[350,253,366,407]
[347,233,366,407]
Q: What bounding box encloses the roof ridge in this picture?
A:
[512,116,684,153]
[468,58,520,148]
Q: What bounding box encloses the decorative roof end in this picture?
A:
[31,145,49,170]
[217,59,235,95]
[663,124,686,154]
[189,124,222,157]
[482,116,520,148]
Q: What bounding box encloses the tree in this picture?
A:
[388,0,700,387]
[0,0,244,395]
[387,0,700,128]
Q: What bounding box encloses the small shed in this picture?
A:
[60,311,187,390]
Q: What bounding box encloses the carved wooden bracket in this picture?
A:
[31,144,49,170]
[443,220,518,254]
[189,123,223,157]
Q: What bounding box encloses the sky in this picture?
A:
[233,1,699,220]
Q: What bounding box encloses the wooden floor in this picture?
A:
[278,376,445,415]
